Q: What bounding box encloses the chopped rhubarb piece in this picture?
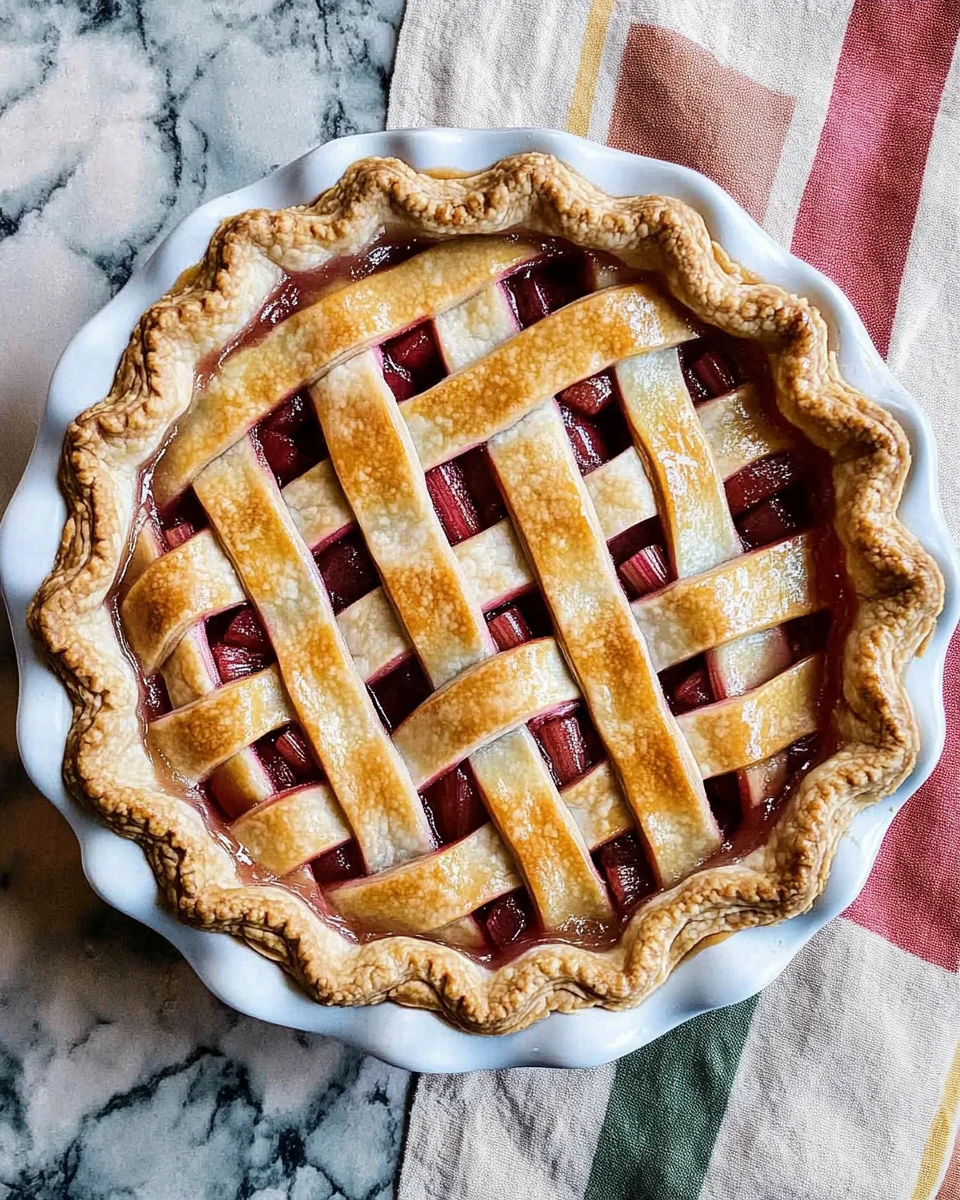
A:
[312,839,365,888]
[258,742,296,793]
[481,891,533,948]
[380,357,414,402]
[688,350,737,399]
[536,258,585,306]
[142,672,170,720]
[275,726,315,779]
[536,713,589,787]
[593,398,635,461]
[259,391,327,468]
[458,447,505,527]
[164,521,195,549]
[422,765,487,845]
[262,392,310,436]
[619,544,669,597]
[159,489,207,547]
[222,606,268,650]
[559,371,615,416]
[380,323,444,400]
[369,658,432,731]
[259,427,313,486]
[386,324,439,374]
[212,642,270,683]
[595,834,655,910]
[670,665,714,714]
[725,453,801,517]
[736,496,797,549]
[559,404,609,473]
[706,774,743,840]
[679,343,710,401]
[425,460,482,544]
[487,605,532,651]
[514,591,553,641]
[505,259,584,328]
[539,259,585,312]
[785,612,831,662]
[316,534,378,613]
[788,732,821,774]
[507,271,551,327]
[607,517,663,567]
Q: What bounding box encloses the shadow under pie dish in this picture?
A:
[29,152,944,1035]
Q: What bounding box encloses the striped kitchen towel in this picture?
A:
[387,3,960,1198]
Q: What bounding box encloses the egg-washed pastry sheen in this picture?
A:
[30,153,943,1033]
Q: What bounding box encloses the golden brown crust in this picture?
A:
[28,152,944,1034]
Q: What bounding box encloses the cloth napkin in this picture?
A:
[387,3,960,1198]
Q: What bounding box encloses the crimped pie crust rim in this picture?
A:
[28,153,944,1035]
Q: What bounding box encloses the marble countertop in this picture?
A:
[0,2,412,1195]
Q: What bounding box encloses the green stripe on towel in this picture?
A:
[585,997,759,1200]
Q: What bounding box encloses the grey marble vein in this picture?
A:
[0,0,403,510]
[0,1,413,1195]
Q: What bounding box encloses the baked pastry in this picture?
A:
[30,153,943,1034]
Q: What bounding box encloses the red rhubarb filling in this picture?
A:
[157,488,208,550]
[679,341,744,402]
[129,240,851,962]
[486,604,532,651]
[256,724,322,793]
[558,403,609,473]
[559,369,615,416]
[315,532,379,614]
[425,460,482,544]
[312,838,366,889]
[256,392,327,487]
[206,604,274,682]
[380,322,445,401]
[476,889,537,950]
[663,658,715,715]
[368,658,432,731]
[534,710,591,789]
[421,764,488,846]
[141,672,171,721]
[618,542,670,599]
[503,255,587,327]
[594,833,657,911]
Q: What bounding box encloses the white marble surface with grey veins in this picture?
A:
[0,1,412,1195]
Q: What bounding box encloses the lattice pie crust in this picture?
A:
[30,155,943,1033]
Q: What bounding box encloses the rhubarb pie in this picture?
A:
[30,153,943,1033]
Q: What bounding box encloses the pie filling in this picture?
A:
[117,233,850,964]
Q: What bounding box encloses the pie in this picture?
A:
[30,153,944,1034]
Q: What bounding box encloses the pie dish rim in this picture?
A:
[3,131,955,1070]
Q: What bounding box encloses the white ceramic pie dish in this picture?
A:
[2,127,957,1072]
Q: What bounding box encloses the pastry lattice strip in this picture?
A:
[124,240,829,939]
[124,381,797,679]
